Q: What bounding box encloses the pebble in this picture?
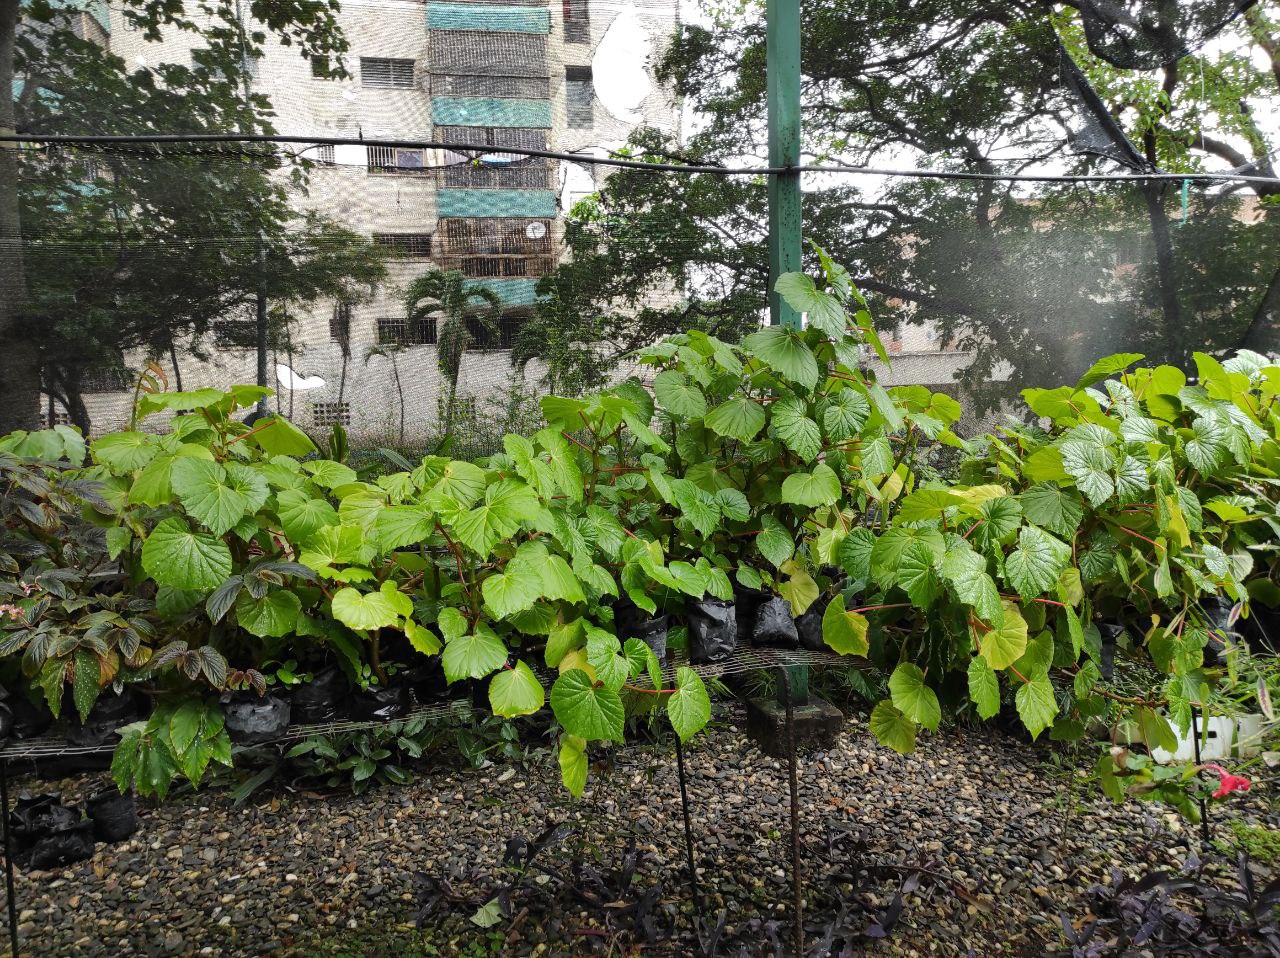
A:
[8,711,1270,956]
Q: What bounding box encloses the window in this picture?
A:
[451,255,555,279]
[80,367,130,394]
[330,302,352,342]
[566,66,593,129]
[313,144,336,166]
[429,33,546,78]
[564,0,589,43]
[310,55,332,79]
[373,233,433,258]
[376,317,437,346]
[367,146,431,174]
[311,402,351,427]
[360,57,415,89]
[431,74,549,100]
[435,126,547,164]
[41,409,71,428]
[465,313,525,350]
[439,218,553,256]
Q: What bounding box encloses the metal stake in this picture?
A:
[1,758,18,958]
[779,669,803,957]
[1192,705,1212,847]
[673,732,701,920]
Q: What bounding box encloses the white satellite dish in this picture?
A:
[525,222,547,240]
[276,364,326,391]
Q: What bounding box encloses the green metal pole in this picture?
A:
[767,0,808,706]
[767,0,802,332]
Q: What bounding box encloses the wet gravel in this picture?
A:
[8,710,1274,957]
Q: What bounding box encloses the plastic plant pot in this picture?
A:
[65,688,144,748]
[350,683,411,722]
[289,666,350,725]
[796,593,835,652]
[686,596,737,663]
[28,819,95,870]
[222,691,291,746]
[10,692,54,740]
[86,789,138,843]
[731,583,768,642]
[9,794,79,861]
[749,595,800,648]
[1097,622,1124,681]
[631,614,670,660]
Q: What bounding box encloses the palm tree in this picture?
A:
[364,342,406,445]
[401,269,501,435]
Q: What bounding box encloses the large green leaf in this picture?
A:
[1075,352,1144,390]
[372,504,435,551]
[142,518,232,592]
[671,479,720,538]
[978,601,1028,670]
[330,586,401,631]
[774,272,847,340]
[869,700,916,754]
[1185,416,1227,474]
[489,661,545,718]
[898,541,942,608]
[897,489,965,522]
[1003,526,1071,599]
[482,563,543,619]
[666,667,711,742]
[770,396,822,462]
[821,594,869,656]
[441,623,508,682]
[171,459,251,536]
[1015,675,1058,739]
[234,589,302,638]
[559,734,588,797]
[757,515,795,568]
[91,431,159,473]
[888,663,941,731]
[967,657,1001,719]
[705,395,767,443]
[822,389,870,440]
[1061,440,1115,506]
[837,528,876,581]
[302,459,358,490]
[1019,483,1084,538]
[586,628,629,692]
[940,548,1003,627]
[276,488,338,543]
[781,463,841,507]
[653,370,707,419]
[742,326,820,390]
[551,670,625,743]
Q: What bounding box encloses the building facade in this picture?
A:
[79,0,679,441]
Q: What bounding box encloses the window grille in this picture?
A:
[360,57,416,89]
[443,255,555,279]
[311,55,331,79]
[465,312,525,350]
[441,164,554,189]
[311,402,351,427]
[330,302,352,342]
[439,218,553,255]
[367,146,431,173]
[313,144,336,165]
[41,410,71,428]
[373,233,433,258]
[566,66,594,129]
[376,317,437,346]
[564,0,589,43]
[428,33,547,78]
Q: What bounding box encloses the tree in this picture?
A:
[521,0,1280,413]
[363,343,406,446]
[0,0,381,433]
[401,269,501,435]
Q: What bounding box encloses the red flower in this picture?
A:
[1200,763,1252,799]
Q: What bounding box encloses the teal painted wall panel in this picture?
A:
[468,278,542,307]
[437,190,556,218]
[428,3,549,33]
[431,97,551,128]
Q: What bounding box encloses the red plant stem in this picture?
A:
[850,602,912,614]
[999,594,1066,608]
[962,519,985,540]
[1115,525,1166,551]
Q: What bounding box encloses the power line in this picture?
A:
[3,132,1280,186]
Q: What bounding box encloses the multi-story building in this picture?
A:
[74,0,679,440]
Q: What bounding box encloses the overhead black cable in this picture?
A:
[3,133,1280,186]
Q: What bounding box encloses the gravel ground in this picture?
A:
[8,709,1275,958]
